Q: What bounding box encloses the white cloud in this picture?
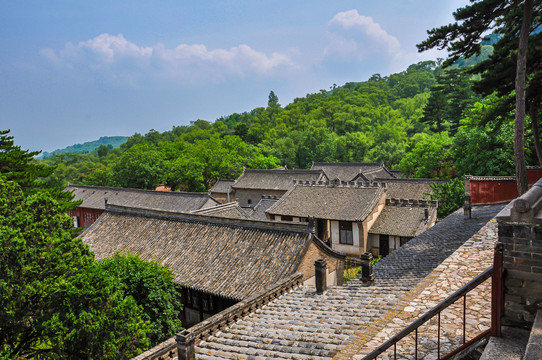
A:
[42,34,297,85]
[326,9,401,59]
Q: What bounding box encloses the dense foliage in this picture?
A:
[0,134,184,358]
[429,178,465,218]
[0,178,151,359]
[418,0,542,194]
[99,253,183,346]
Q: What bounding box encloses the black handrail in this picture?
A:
[362,266,494,360]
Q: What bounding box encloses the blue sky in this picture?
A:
[1,0,468,153]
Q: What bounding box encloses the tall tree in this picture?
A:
[422,68,480,134]
[0,177,151,359]
[0,129,54,190]
[515,0,534,194]
[470,31,542,165]
[418,0,542,195]
[0,129,77,211]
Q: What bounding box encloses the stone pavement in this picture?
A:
[344,218,498,359]
[194,204,504,359]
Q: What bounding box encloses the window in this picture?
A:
[339,221,353,245]
[281,215,293,222]
[247,199,252,205]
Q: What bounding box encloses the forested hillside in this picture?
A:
[39,53,541,192]
[41,136,129,159]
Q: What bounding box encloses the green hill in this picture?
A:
[41,136,128,159]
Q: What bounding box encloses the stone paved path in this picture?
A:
[194,204,504,359]
[344,219,497,360]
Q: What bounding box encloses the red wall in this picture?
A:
[470,169,542,205]
[470,181,518,204]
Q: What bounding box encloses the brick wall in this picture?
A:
[498,222,542,328]
[496,179,542,328]
[298,240,345,285]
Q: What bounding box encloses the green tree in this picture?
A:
[0,178,151,359]
[429,178,465,218]
[268,91,280,108]
[398,132,453,178]
[472,31,542,166]
[98,253,183,346]
[422,68,480,135]
[112,142,165,189]
[418,0,541,194]
[0,129,54,190]
[97,144,111,158]
[450,93,521,176]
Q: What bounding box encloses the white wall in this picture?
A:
[331,220,362,256]
[330,220,339,244]
[367,233,404,256]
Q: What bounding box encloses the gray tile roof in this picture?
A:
[266,184,384,222]
[250,197,279,221]
[390,170,405,178]
[311,162,395,181]
[231,169,327,191]
[195,204,505,359]
[209,179,235,194]
[373,178,447,200]
[67,184,219,212]
[369,200,437,237]
[80,205,313,301]
[191,202,249,219]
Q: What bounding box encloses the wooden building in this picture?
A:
[368,198,437,256]
[265,182,387,256]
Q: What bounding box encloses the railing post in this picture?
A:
[176,330,195,360]
[491,242,504,337]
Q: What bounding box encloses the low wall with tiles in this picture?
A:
[496,179,542,328]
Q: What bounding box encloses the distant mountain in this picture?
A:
[41,136,129,159]
[453,33,502,69]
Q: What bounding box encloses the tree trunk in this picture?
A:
[514,0,533,195]
[530,102,542,167]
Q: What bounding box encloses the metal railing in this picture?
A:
[362,243,504,360]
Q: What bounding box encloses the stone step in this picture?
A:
[524,310,542,360]
[479,326,529,360]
